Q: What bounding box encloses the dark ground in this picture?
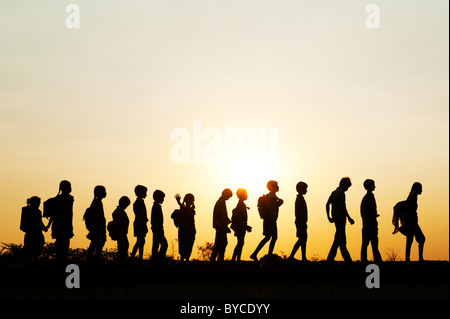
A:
[0,257,448,299]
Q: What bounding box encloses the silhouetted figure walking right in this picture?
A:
[231,188,252,261]
[45,180,74,265]
[210,188,233,262]
[21,196,48,262]
[326,177,354,262]
[131,185,149,262]
[360,179,382,263]
[172,193,196,261]
[151,190,168,261]
[289,182,309,261]
[404,182,426,261]
[250,180,284,261]
[84,185,107,264]
[110,196,131,261]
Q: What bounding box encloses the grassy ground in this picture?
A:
[0,244,448,299]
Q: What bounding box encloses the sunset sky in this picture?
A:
[1,0,448,261]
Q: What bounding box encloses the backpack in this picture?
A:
[20,206,31,232]
[392,201,407,235]
[257,194,269,219]
[83,206,94,232]
[171,209,181,228]
[43,196,58,219]
[107,220,119,240]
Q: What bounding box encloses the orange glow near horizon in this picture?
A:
[0,1,448,262]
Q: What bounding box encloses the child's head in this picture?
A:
[153,189,165,204]
[94,185,107,199]
[59,180,72,194]
[296,182,308,195]
[267,180,279,193]
[363,179,375,192]
[27,196,41,209]
[118,196,131,209]
[184,193,195,206]
[134,185,148,198]
[221,188,233,200]
[339,177,352,191]
[236,188,248,201]
[411,182,422,195]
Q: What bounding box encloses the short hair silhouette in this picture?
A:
[153,189,165,202]
[118,196,131,208]
[296,182,308,194]
[339,177,352,189]
[363,179,375,190]
[267,180,279,192]
[411,182,422,194]
[222,188,233,198]
[236,188,247,200]
[134,185,148,197]
[59,180,71,194]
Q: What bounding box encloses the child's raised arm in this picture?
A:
[174,193,182,207]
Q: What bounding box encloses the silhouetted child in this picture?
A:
[289,182,308,261]
[404,182,425,261]
[231,188,252,261]
[112,196,131,261]
[21,196,48,262]
[84,185,107,264]
[210,188,233,262]
[47,180,74,265]
[172,193,196,261]
[151,190,168,261]
[360,179,382,263]
[326,177,354,262]
[131,185,149,261]
[250,180,284,261]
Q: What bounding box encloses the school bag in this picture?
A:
[392,201,407,235]
[107,220,119,240]
[257,194,269,219]
[171,209,181,228]
[83,206,94,232]
[20,206,31,232]
[43,196,58,219]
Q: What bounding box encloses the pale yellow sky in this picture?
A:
[1,0,448,261]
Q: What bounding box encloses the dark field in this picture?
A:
[0,255,448,300]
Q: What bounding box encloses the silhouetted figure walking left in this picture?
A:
[326,177,354,262]
[84,185,107,264]
[404,182,426,261]
[289,182,309,261]
[210,188,233,262]
[131,185,148,262]
[172,193,196,261]
[231,188,252,261]
[250,180,284,261]
[46,180,74,265]
[360,179,382,263]
[151,190,168,261]
[21,196,48,262]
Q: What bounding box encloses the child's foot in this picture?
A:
[250,253,258,262]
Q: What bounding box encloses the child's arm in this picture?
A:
[174,193,182,207]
